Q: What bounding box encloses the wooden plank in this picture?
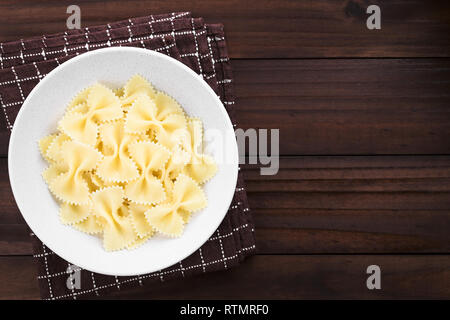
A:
[233,59,450,155]
[247,156,450,253]
[0,159,21,224]
[2,58,450,156]
[0,255,449,299]
[0,256,39,299]
[0,0,449,58]
[2,156,449,255]
[0,225,31,255]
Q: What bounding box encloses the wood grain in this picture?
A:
[0,256,39,299]
[2,156,449,255]
[1,255,449,300]
[0,0,449,58]
[233,59,450,155]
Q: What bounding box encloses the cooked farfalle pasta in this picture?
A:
[125,141,170,205]
[182,118,218,184]
[48,141,102,205]
[125,94,187,149]
[121,74,156,107]
[145,174,207,236]
[39,75,217,251]
[96,120,140,183]
[59,84,123,146]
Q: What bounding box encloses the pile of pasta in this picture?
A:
[39,75,217,251]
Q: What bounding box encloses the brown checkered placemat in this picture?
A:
[0,12,255,299]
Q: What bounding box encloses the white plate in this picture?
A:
[8,47,238,276]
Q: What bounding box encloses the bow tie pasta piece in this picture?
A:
[38,134,57,162]
[125,141,170,205]
[59,202,91,225]
[181,118,217,184]
[83,171,119,193]
[125,94,187,149]
[125,91,184,132]
[90,186,137,251]
[177,208,193,224]
[86,84,124,121]
[124,94,157,134]
[171,174,207,213]
[162,146,190,194]
[59,103,98,145]
[42,162,68,185]
[66,87,91,112]
[155,114,188,149]
[128,203,155,239]
[121,74,156,107]
[185,154,217,184]
[48,141,102,205]
[145,174,207,237]
[154,91,185,120]
[73,215,105,235]
[59,84,123,146]
[45,133,71,163]
[144,203,183,237]
[96,120,140,183]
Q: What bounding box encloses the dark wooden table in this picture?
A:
[0,0,449,299]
